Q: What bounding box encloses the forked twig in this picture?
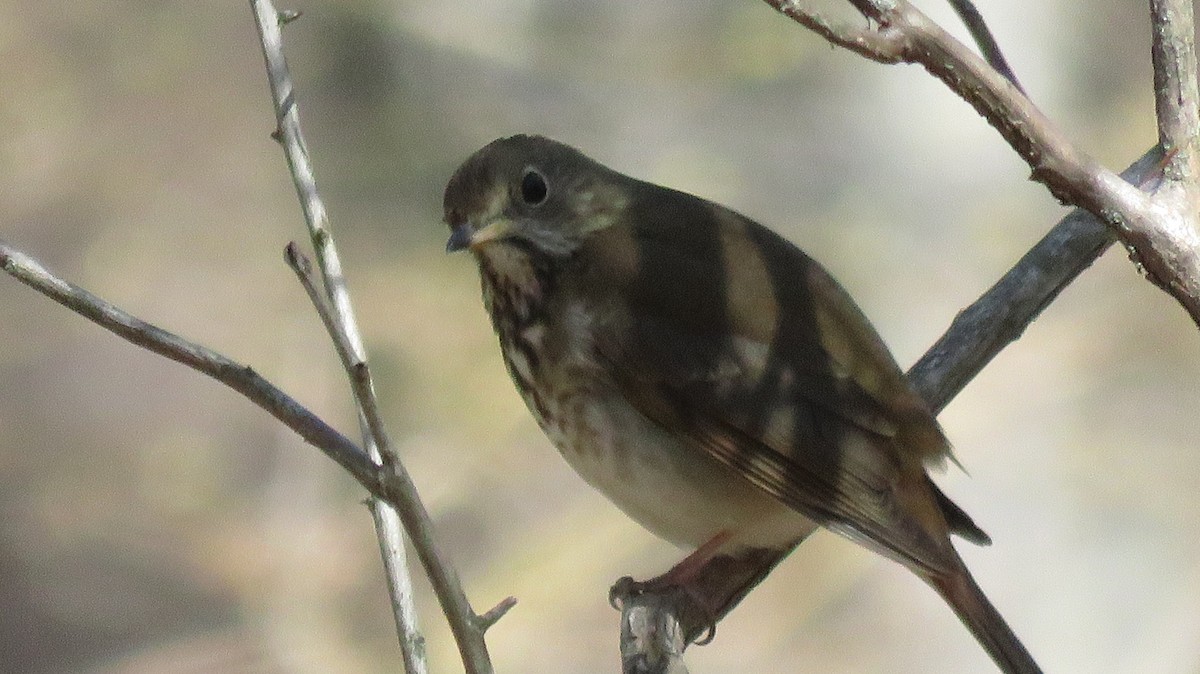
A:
[250,2,510,672]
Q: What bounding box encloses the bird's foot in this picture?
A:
[608,574,719,646]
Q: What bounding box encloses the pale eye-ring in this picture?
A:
[519,168,548,206]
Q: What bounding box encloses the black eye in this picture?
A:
[520,168,548,206]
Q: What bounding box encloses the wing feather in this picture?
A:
[572,185,982,569]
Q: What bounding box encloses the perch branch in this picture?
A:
[910,147,1164,410]
[621,0,1200,668]
[613,147,1165,673]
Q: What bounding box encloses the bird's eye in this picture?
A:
[520,168,548,206]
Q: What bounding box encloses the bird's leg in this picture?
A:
[610,534,793,646]
[658,531,735,587]
[609,530,731,604]
[608,531,733,644]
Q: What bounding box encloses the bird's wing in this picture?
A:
[576,199,977,570]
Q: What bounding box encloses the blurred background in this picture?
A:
[2,1,1197,672]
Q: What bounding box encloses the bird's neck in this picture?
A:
[476,242,562,339]
[476,243,569,425]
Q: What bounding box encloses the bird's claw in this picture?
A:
[607,575,719,646]
[608,575,642,609]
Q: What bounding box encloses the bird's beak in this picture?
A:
[445,218,513,253]
[445,225,473,253]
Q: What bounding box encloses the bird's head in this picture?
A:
[443,135,630,260]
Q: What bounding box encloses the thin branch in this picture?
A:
[253,7,396,459]
[622,0,1195,666]
[286,240,514,665]
[251,2,365,370]
[763,0,906,62]
[284,242,341,356]
[612,148,1165,670]
[767,0,1200,325]
[1150,0,1200,175]
[4,235,508,674]
[250,4,394,454]
[367,499,428,672]
[475,596,519,632]
[946,0,1024,93]
[283,242,428,670]
[250,3,505,672]
[249,4,430,672]
[910,147,1165,410]
[288,179,432,674]
[0,239,375,498]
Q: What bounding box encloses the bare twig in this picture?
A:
[0,239,372,499]
[253,8,394,459]
[620,0,1198,668]
[766,0,1200,324]
[249,4,429,672]
[946,0,1024,93]
[910,147,1165,410]
[367,499,428,673]
[611,146,1166,669]
[250,2,507,672]
[4,236,510,674]
[283,241,427,670]
[764,1,906,62]
[1150,0,1200,175]
[475,596,519,632]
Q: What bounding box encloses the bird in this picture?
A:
[443,134,1041,674]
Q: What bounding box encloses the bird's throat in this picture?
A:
[476,243,562,418]
[476,242,557,330]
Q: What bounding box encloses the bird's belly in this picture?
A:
[533,382,813,552]
[493,301,814,553]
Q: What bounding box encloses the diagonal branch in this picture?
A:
[613,146,1165,674]
[622,0,1197,669]
[945,0,1024,93]
[763,0,907,62]
[1,240,376,499]
[767,0,1200,325]
[1,235,513,672]
[910,147,1164,410]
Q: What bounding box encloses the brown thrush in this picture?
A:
[444,135,1040,674]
